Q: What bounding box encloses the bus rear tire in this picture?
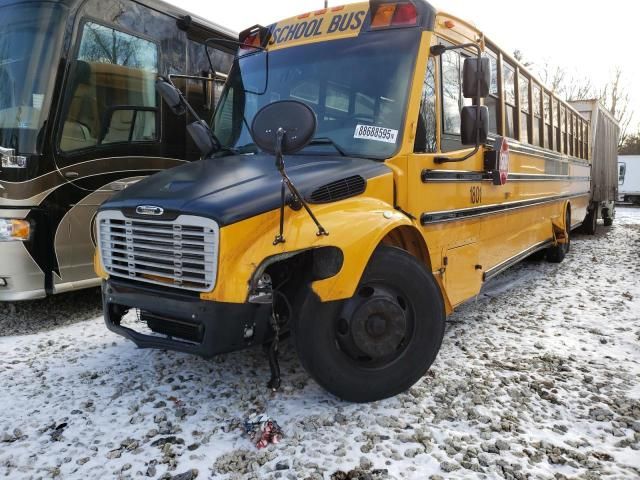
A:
[294,246,446,403]
[547,209,571,263]
[582,207,597,235]
[603,217,613,227]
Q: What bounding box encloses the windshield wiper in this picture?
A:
[212,143,258,158]
[306,137,347,156]
[236,142,259,154]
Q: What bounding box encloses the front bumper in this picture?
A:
[0,240,45,301]
[102,279,272,357]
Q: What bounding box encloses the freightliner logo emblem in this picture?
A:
[136,205,164,216]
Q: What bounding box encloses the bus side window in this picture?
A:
[484,50,499,135]
[503,62,516,139]
[532,84,541,147]
[519,75,530,144]
[441,50,460,137]
[414,57,436,153]
[439,49,471,152]
[60,22,159,152]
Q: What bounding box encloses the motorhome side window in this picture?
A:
[414,57,436,153]
[60,22,159,152]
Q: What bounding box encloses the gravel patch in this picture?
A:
[0,287,102,336]
[0,206,639,479]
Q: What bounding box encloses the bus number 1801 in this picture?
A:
[470,186,482,204]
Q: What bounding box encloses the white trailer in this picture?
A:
[570,100,620,230]
[618,155,640,204]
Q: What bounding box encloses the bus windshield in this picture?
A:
[213,30,419,159]
[0,2,67,154]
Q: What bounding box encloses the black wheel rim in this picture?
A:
[334,282,415,369]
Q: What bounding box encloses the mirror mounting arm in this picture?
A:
[434,145,480,164]
[275,128,285,171]
[272,128,328,244]
[431,42,484,165]
[158,76,222,156]
[273,128,286,245]
[161,77,204,124]
[251,100,327,243]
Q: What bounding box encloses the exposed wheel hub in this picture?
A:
[351,298,406,358]
[335,282,414,366]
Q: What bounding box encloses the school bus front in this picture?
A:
[95,0,591,402]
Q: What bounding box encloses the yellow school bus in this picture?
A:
[95,0,593,402]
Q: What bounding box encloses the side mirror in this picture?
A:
[187,120,216,157]
[251,100,316,155]
[462,57,491,99]
[249,99,328,242]
[461,106,488,145]
[156,79,186,116]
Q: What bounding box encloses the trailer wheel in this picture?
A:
[582,207,597,235]
[601,206,613,227]
[294,246,445,402]
[547,208,571,263]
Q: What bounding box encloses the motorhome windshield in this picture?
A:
[212,30,419,159]
[0,2,67,154]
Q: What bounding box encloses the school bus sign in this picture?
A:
[498,137,509,185]
[267,5,368,50]
[485,136,510,186]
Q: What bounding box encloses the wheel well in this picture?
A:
[251,246,343,296]
[380,226,432,271]
[247,246,344,326]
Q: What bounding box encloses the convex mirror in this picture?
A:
[462,57,491,98]
[251,100,316,155]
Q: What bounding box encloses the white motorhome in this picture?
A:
[618,155,640,204]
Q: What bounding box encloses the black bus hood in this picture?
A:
[100,153,390,226]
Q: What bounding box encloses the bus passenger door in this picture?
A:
[406,47,484,305]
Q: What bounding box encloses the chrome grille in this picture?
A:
[97,210,218,292]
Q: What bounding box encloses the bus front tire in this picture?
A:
[294,246,446,403]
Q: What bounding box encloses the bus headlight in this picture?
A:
[0,219,31,241]
[0,146,27,168]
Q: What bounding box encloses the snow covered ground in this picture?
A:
[1,207,639,480]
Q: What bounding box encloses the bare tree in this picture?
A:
[563,76,594,102]
[79,23,152,70]
[518,53,633,148]
[513,49,533,68]
[539,62,567,95]
[599,68,633,146]
[619,133,640,155]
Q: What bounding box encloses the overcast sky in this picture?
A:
[168,0,637,130]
